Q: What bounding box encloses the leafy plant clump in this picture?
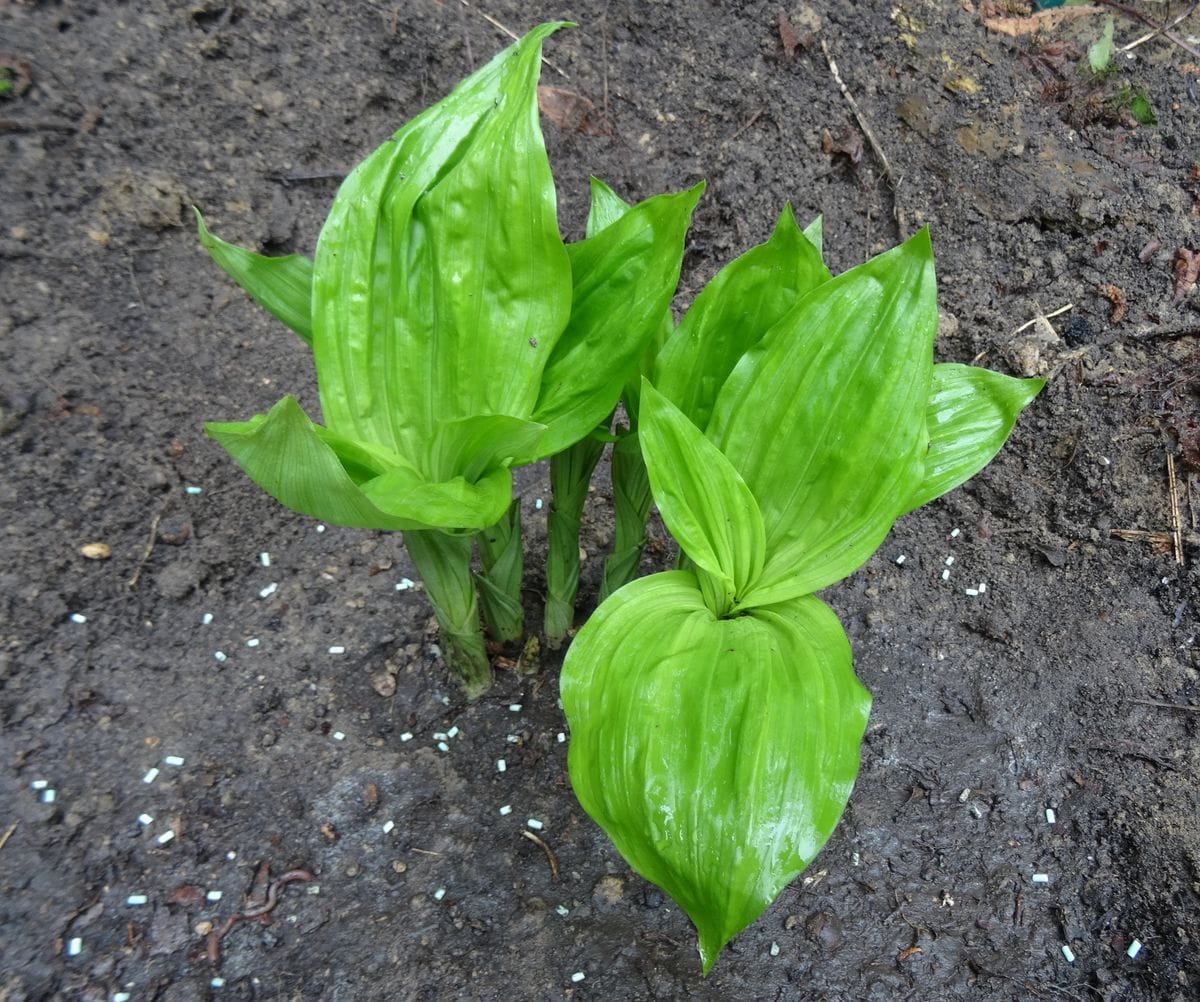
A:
[196,21,1042,974]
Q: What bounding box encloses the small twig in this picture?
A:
[410,847,443,856]
[0,117,78,133]
[457,0,569,79]
[1013,303,1074,335]
[1132,698,1200,713]
[126,509,164,589]
[1090,0,1200,60]
[0,821,17,852]
[1168,454,1185,566]
[1129,324,1199,342]
[1118,2,1199,53]
[520,829,559,879]
[266,168,347,185]
[729,108,764,142]
[820,39,902,231]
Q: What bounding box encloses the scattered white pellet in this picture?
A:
[42,789,56,804]
[440,694,450,705]
[527,818,544,831]
[978,582,987,593]
[556,905,570,916]
[316,524,326,533]
[164,755,185,767]
[945,555,955,566]
[895,554,906,565]
[246,638,260,648]
[142,768,160,785]
[329,645,345,655]
[1099,456,1111,467]
[1046,808,1057,824]
[126,894,149,906]
[306,884,321,895]
[852,851,861,866]
[506,734,520,743]
[185,485,203,495]
[30,780,48,790]
[214,651,227,663]
[399,732,413,742]
[210,977,226,988]
[113,993,132,1001]
[226,850,237,860]
[382,820,395,835]
[137,813,153,826]
[201,612,214,625]
[1032,873,1050,884]
[259,552,271,567]
[1127,939,1143,959]
[958,788,971,802]
[496,759,507,773]
[157,830,175,845]
[556,732,566,744]
[499,805,513,815]
[258,582,278,599]
[770,941,780,957]
[964,588,980,597]
[447,726,459,739]
[67,937,82,956]
[206,890,223,902]
[941,569,951,581]
[534,498,544,510]
[332,731,345,742]
[950,528,961,538]
[437,741,450,753]
[508,703,522,712]
[70,613,88,624]
[433,887,446,901]
[1061,944,1076,963]
[396,578,415,591]
[432,732,448,741]
[570,972,585,983]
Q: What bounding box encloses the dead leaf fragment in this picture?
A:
[1171,247,1199,300]
[537,86,613,137]
[897,945,923,962]
[1100,283,1127,323]
[821,124,863,164]
[980,2,1099,36]
[778,12,801,57]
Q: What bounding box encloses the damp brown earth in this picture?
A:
[2,2,1199,999]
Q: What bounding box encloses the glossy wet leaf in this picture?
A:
[561,571,871,974]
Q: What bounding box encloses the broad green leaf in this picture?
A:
[599,429,654,600]
[639,382,765,615]
[195,209,314,345]
[1088,15,1114,74]
[904,363,1043,514]
[427,414,546,483]
[528,183,704,459]
[714,228,937,606]
[584,176,632,237]
[561,572,871,973]
[206,396,512,532]
[311,22,571,460]
[801,214,823,257]
[654,204,831,431]
[475,498,525,643]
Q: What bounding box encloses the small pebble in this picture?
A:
[142,768,159,784]
[527,818,544,831]
[226,851,237,860]
[329,645,346,655]
[126,894,149,906]
[506,734,520,743]
[770,941,780,957]
[69,613,88,624]
[1127,939,1143,959]
[66,937,82,957]
[1061,944,1076,963]
[206,890,222,902]
[499,805,512,816]
[157,830,175,845]
[496,759,507,773]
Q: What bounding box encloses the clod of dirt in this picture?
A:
[591,874,625,909]
[97,169,188,234]
[153,560,204,600]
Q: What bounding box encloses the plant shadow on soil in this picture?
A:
[1,2,1199,1000]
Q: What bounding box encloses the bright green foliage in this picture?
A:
[561,226,1043,971]
[1087,15,1115,75]
[198,23,699,689]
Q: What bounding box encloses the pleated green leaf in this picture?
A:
[195,209,314,345]
[714,229,937,607]
[206,396,511,532]
[638,382,765,615]
[653,204,831,431]
[528,183,704,459]
[310,22,572,463]
[561,571,871,974]
[904,363,1044,514]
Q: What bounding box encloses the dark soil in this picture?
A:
[3,1,1200,999]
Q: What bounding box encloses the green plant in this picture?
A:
[561,223,1043,972]
[1087,14,1116,74]
[196,24,698,693]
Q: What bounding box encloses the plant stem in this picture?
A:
[403,529,491,697]
[474,498,524,644]
[599,429,653,601]
[544,435,606,646]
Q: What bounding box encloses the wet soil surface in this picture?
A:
[3,1,1200,999]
